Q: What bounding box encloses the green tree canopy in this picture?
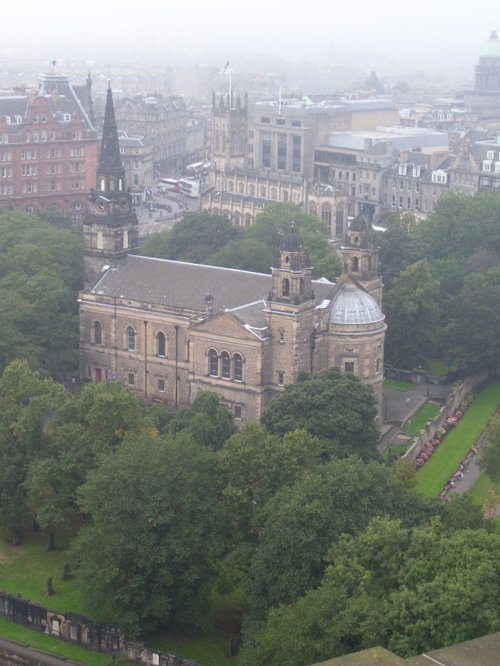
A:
[139,211,239,263]
[241,519,500,665]
[70,431,220,636]
[384,259,441,369]
[0,210,82,374]
[242,459,431,629]
[261,367,378,460]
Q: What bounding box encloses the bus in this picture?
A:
[179,178,200,198]
[157,177,180,193]
[185,161,205,177]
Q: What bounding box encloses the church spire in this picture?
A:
[96,83,125,192]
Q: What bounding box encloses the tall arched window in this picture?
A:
[270,187,277,200]
[259,185,266,197]
[123,229,129,249]
[221,351,231,378]
[309,203,317,216]
[156,331,166,357]
[282,190,289,202]
[126,326,136,351]
[249,184,255,196]
[93,320,102,345]
[321,203,332,226]
[282,278,290,297]
[208,349,218,376]
[233,212,241,226]
[352,256,359,272]
[238,181,244,194]
[234,354,243,382]
[96,230,103,250]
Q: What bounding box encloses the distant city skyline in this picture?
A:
[1,0,498,76]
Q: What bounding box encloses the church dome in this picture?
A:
[330,282,384,325]
[480,30,500,58]
[280,230,303,252]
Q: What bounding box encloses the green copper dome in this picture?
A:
[481,30,500,58]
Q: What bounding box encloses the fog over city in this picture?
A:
[2,0,499,79]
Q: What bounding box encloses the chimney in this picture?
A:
[204,293,214,316]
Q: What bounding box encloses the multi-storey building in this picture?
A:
[464,30,500,111]
[114,94,207,175]
[203,94,399,233]
[118,130,154,192]
[0,72,97,222]
[80,88,386,423]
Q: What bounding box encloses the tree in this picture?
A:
[261,367,378,460]
[0,210,82,375]
[70,431,220,636]
[139,212,239,263]
[242,460,431,628]
[166,391,235,450]
[0,360,68,544]
[218,423,320,539]
[479,416,500,483]
[384,259,441,368]
[240,519,500,664]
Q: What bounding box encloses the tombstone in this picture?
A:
[46,577,54,596]
[62,563,72,581]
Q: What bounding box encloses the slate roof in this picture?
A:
[90,255,336,317]
[0,97,29,121]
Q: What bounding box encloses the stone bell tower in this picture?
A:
[82,83,139,289]
[265,230,316,389]
[341,213,382,306]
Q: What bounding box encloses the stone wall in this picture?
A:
[403,369,490,461]
[0,592,198,666]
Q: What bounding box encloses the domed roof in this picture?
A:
[348,213,371,233]
[280,230,303,252]
[330,282,384,325]
[480,30,500,58]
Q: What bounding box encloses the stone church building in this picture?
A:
[80,87,386,423]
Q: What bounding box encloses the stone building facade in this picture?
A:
[80,88,386,422]
[0,72,97,222]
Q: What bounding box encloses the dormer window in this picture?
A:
[487,150,495,160]
[482,160,492,172]
[398,164,407,176]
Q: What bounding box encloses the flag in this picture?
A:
[51,59,57,66]
[223,60,230,73]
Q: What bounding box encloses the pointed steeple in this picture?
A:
[96,83,125,194]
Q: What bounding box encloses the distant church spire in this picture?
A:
[97,83,124,182]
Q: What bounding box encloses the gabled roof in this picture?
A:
[88,254,336,317]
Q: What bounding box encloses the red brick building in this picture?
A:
[0,72,98,222]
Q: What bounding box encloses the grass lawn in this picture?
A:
[422,358,455,377]
[383,378,415,391]
[0,617,114,665]
[468,471,500,508]
[415,382,500,498]
[402,401,440,435]
[0,529,83,615]
[146,631,240,666]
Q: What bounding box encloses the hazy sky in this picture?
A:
[2,0,499,72]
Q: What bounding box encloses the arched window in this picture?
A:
[244,213,252,227]
[352,256,359,272]
[259,185,266,197]
[208,349,218,376]
[123,229,129,249]
[238,181,244,194]
[156,331,166,357]
[234,354,243,381]
[228,181,234,192]
[309,202,317,216]
[100,177,105,191]
[270,187,277,200]
[126,326,136,351]
[233,212,241,226]
[282,278,290,297]
[93,320,102,345]
[300,278,304,295]
[96,230,103,250]
[335,207,344,236]
[321,203,332,226]
[249,184,255,196]
[282,190,289,202]
[221,351,231,378]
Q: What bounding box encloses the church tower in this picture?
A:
[265,231,316,390]
[83,84,139,289]
[209,91,247,187]
[341,214,382,306]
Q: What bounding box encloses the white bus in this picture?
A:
[185,161,205,176]
[157,177,180,193]
[179,178,200,198]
